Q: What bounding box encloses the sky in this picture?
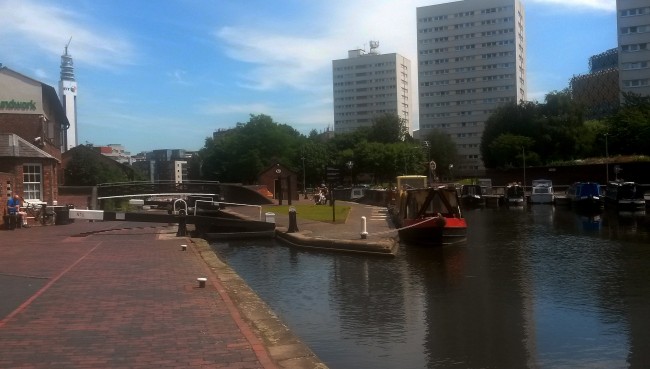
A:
[0,0,617,154]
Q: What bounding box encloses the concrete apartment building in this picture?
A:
[416,0,526,175]
[332,43,412,134]
[617,0,650,98]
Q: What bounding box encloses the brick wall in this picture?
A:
[485,161,650,188]
[0,113,63,161]
[1,172,16,216]
[0,158,58,204]
[258,164,299,200]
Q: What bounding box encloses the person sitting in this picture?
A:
[6,194,20,230]
[16,196,28,228]
[7,194,28,230]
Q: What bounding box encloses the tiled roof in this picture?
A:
[0,133,58,161]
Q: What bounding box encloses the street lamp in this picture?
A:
[522,146,526,190]
[449,164,454,182]
[423,141,431,185]
[604,133,609,183]
[346,161,354,186]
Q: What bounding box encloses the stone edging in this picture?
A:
[191,237,329,369]
[274,228,398,256]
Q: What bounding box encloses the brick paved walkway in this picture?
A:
[0,221,277,369]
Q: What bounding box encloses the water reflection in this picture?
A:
[213,206,650,369]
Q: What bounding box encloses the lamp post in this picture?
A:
[346,160,353,185]
[449,164,454,182]
[604,133,609,184]
[423,141,431,185]
[522,147,526,193]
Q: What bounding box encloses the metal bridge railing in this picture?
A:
[97,180,221,199]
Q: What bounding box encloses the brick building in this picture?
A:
[258,163,298,201]
[0,66,69,216]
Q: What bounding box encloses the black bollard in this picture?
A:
[287,207,299,233]
[176,212,187,237]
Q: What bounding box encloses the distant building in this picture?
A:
[131,149,191,183]
[416,0,527,174]
[94,144,133,164]
[0,65,70,211]
[332,42,412,134]
[617,0,650,98]
[570,49,620,119]
[59,40,78,151]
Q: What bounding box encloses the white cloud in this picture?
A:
[215,0,615,93]
[0,0,135,69]
[216,26,337,91]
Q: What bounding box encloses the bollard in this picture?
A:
[287,207,299,233]
[176,213,187,237]
[360,216,368,239]
[197,277,207,288]
[181,244,187,251]
[265,212,276,223]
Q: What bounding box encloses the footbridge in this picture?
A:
[96,180,273,205]
[67,180,277,238]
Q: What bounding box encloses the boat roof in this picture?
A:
[532,179,552,185]
[608,181,637,186]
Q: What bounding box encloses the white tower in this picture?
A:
[59,38,78,151]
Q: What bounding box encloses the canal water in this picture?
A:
[211,206,650,369]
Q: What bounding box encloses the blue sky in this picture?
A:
[0,0,617,154]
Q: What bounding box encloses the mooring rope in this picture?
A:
[369,217,435,237]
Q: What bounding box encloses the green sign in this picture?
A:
[0,100,37,111]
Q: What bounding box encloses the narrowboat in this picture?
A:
[460,184,485,208]
[390,176,467,246]
[605,181,645,211]
[566,182,603,213]
[505,183,525,206]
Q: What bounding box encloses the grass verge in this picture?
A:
[261,204,351,223]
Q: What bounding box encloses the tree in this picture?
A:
[199,114,303,183]
[422,129,458,178]
[481,91,589,168]
[481,101,538,167]
[64,146,138,185]
[300,140,329,187]
[367,113,409,143]
[487,134,537,168]
[607,92,650,156]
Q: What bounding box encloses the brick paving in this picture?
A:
[0,200,393,369]
[0,221,278,369]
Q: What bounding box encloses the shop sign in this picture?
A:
[0,99,37,111]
